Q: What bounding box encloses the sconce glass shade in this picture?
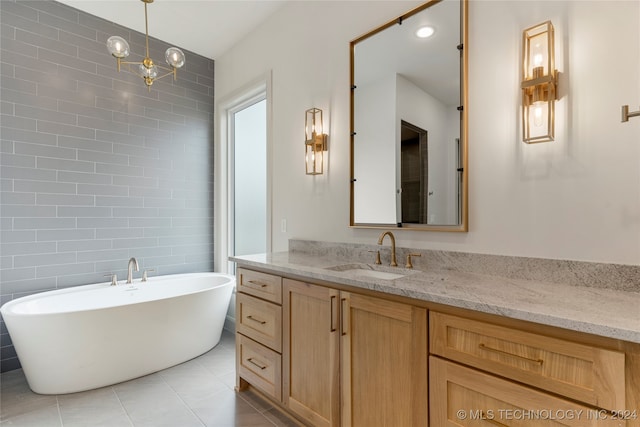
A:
[305,140,324,175]
[521,21,557,143]
[305,108,328,175]
[106,36,130,58]
[165,47,185,68]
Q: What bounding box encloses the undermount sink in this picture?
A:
[348,269,406,280]
[325,263,412,280]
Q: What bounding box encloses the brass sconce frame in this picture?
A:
[305,108,328,175]
[521,21,557,143]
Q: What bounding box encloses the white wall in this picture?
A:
[396,74,459,224]
[353,74,397,224]
[215,0,640,266]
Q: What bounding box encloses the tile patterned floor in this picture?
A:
[0,330,299,427]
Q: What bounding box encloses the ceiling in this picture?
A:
[354,0,460,106]
[58,0,460,105]
[56,0,288,60]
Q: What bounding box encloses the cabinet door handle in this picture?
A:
[246,279,268,288]
[330,295,337,332]
[478,343,544,366]
[247,357,267,370]
[246,315,267,325]
[341,298,348,336]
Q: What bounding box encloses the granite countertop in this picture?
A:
[231,251,640,344]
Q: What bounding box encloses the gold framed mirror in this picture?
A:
[349,0,468,231]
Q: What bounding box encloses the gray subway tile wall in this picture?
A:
[0,0,215,372]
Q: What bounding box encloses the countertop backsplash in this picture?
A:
[288,239,640,293]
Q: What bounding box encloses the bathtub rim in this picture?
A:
[1,272,236,318]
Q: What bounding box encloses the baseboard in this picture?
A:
[223,315,235,334]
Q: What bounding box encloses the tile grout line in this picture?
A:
[159,375,207,427]
[55,395,63,427]
[110,386,135,427]
[0,335,292,427]
[189,345,279,426]
[234,392,280,426]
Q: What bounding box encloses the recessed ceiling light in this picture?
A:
[415,26,435,39]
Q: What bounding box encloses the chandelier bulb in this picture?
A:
[165,47,186,69]
[106,36,130,58]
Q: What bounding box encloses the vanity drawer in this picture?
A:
[430,357,624,427]
[237,334,282,401]
[237,268,282,304]
[237,292,282,352]
[430,312,626,411]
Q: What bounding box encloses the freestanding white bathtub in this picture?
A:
[0,272,234,395]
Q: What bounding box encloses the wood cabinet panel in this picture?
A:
[237,334,282,400]
[430,357,624,427]
[430,312,626,411]
[237,268,282,304]
[237,292,282,352]
[341,292,428,427]
[283,279,340,427]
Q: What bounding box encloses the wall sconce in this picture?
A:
[305,108,328,175]
[521,21,557,143]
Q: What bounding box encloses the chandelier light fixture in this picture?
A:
[106,0,185,90]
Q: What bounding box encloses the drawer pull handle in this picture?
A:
[246,315,267,325]
[479,343,544,366]
[341,298,348,336]
[330,295,337,332]
[247,280,268,288]
[482,412,508,426]
[247,357,267,370]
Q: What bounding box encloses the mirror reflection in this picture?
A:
[350,0,467,231]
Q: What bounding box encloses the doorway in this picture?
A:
[217,77,271,275]
[231,98,267,266]
[400,120,428,224]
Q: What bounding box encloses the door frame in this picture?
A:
[215,72,273,273]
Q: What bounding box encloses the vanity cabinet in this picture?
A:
[235,268,283,400]
[236,266,640,427]
[282,278,428,427]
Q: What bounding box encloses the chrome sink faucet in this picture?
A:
[377,231,397,267]
[127,257,139,284]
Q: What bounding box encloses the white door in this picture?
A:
[231,98,268,267]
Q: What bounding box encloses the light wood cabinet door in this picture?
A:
[430,357,624,427]
[283,279,340,427]
[341,292,428,427]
